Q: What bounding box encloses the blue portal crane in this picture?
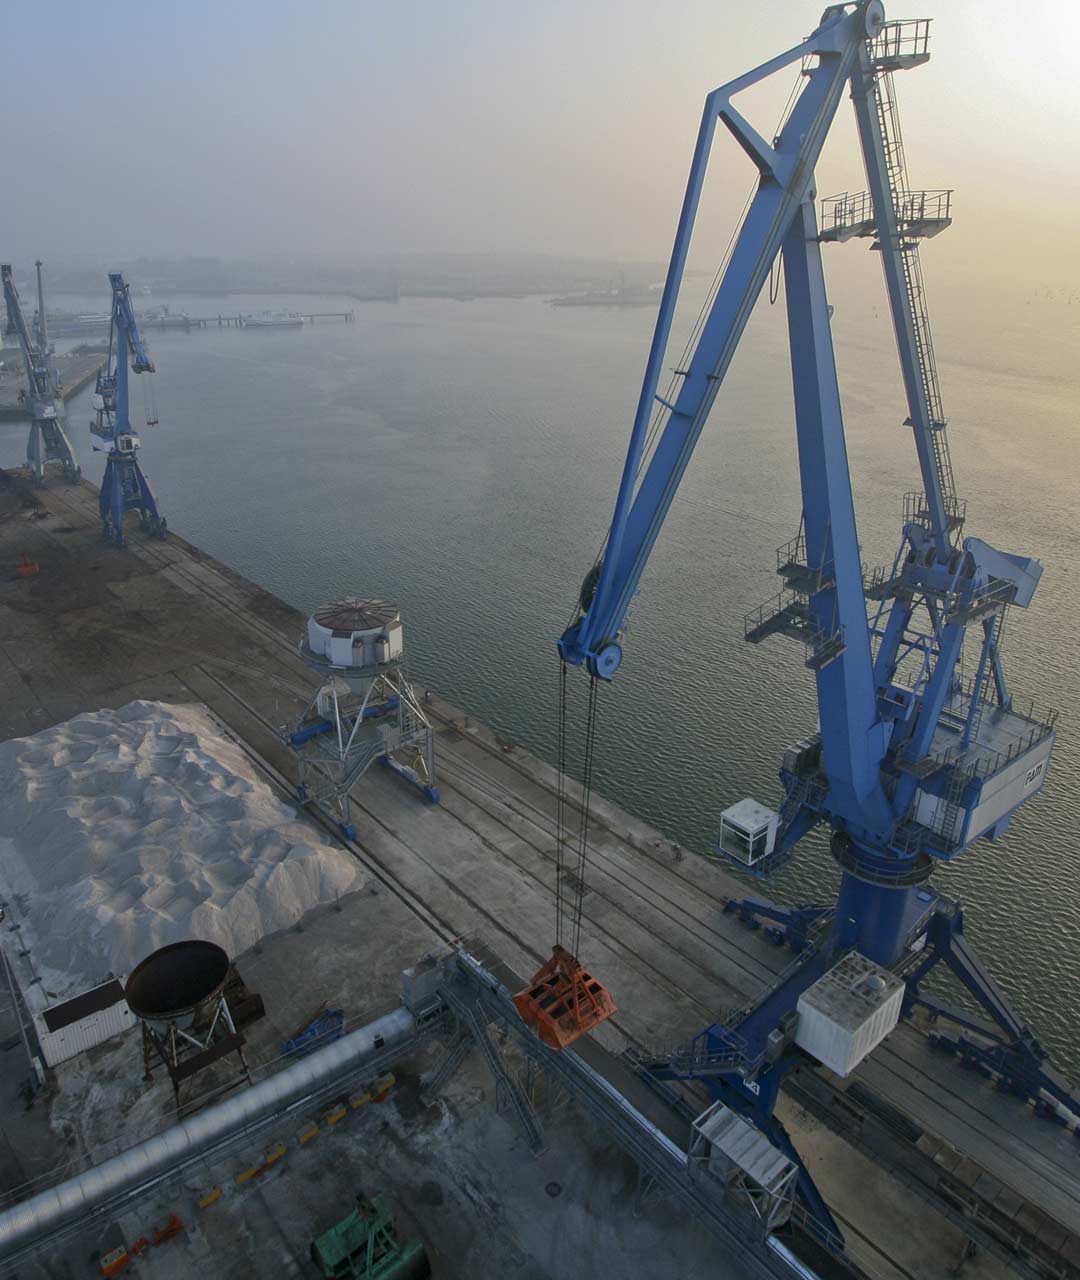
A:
[556,1,1072,1242]
[1,261,81,485]
[92,273,167,546]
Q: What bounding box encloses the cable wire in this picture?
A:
[555,659,568,946]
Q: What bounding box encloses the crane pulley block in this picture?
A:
[512,945,617,1050]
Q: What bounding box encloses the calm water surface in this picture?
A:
[4,279,1077,1070]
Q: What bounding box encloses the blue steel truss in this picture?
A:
[92,273,166,547]
[556,0,1074,1242]
[1,262,80,485]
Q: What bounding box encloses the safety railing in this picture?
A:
[963,717,1055,782]
[818,189,874,236]
[863,562,898,600]
[903,489,966,530]
[742,590,845,669]
[743,589,803,640]
[943,577,1016,624]
[775,529,834,595]
[955,674,1059,733]
[634,1003,782,1080]
[891,811,962,858]
[896,189,951,227]
[804,620,845,671]
[819,189,951,239]
[776,529,807,575]
[870,18,932,67]
[894,686,1056,781]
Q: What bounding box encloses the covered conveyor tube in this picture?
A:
[0,1004,419,1261]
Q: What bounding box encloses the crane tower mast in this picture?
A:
[555,0,1071,1240]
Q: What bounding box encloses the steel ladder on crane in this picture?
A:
[871,64,960,527]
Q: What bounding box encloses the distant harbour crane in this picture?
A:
[549,0,1073,1243]
[1,261,81,485]
[91,273,167,546]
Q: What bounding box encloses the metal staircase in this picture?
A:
[937,763,968,848]
[457,1000,545,1151]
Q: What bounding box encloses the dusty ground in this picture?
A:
[15,1050,746,1280]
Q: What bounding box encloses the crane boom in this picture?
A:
[558,8,865,681]
[551,1,1074,1243]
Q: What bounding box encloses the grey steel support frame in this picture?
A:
[431,986,545,1154]
[2,944,833,1279]
[436,946,828,1279]
[287,668,438,834]
[633,1168,662,1218]
[419,1012,472,1105]
[687,1107,798,1236]
[139,991,251,1118]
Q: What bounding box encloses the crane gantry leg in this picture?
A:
[26,419,80,486]
[99,448,166,546]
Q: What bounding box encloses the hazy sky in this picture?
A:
[5,0,1076,289]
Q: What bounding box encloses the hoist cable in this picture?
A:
[551,66,805,961]
[555,659,568,946]
[570,676,600,957]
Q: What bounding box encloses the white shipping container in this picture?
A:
[33,979,135,1068]
[795,952,903,1076]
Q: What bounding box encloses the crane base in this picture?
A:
[512,945,617,1050]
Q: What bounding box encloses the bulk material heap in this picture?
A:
[1,261,80,485]
[91,272,167,545]
[286,598,438,839]
[554,0,1072,1243]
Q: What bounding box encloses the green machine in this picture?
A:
[310,1193,431,1280]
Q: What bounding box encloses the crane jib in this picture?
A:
[561,5,867,675]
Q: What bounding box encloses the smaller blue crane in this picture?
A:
[92,273,167,546]
[1,261,81,485]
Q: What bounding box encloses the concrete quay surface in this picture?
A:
[0,472,1076,1279]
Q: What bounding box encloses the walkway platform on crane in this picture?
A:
[1,471,1078,1280]
[869,19,933,72]
[817,189,953,244]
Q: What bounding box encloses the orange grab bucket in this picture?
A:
[512,945,617,1050]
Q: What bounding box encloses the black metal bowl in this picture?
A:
[125,940,230,1021]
